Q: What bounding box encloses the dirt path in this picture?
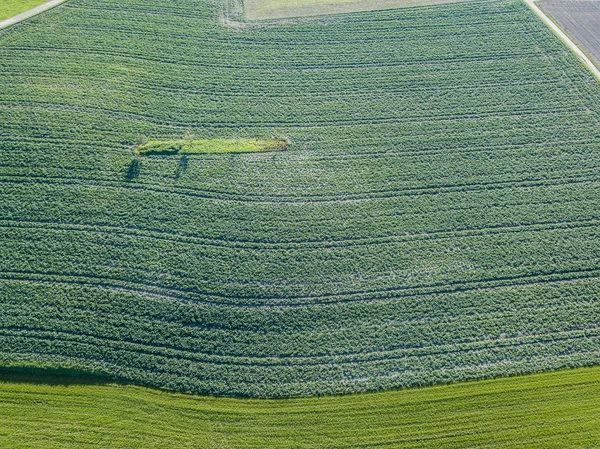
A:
[524,0,600,82]
[0,0,67,30]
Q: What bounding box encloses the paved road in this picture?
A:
[524,0,600,81]
[0,0,67,30]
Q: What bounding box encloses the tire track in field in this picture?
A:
[65,20,532,49]
[3,297,598,358]
[3,325,600,368]
[0,167,598,204]
[5,287,595,335]
[2,118,593,163]
[1,134,596,164]
[1,216,599,250]
[11,72,559,100]
[0,97,583,130]
[0,45,551,71]
[2,266,600,308]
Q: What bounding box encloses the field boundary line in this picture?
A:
[524,0,600,82]
[0,0,67,31]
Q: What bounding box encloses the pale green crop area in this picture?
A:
[244,0,475,20]
[1,367,599,448]
[0,0,48,21]
[138,138,288,155]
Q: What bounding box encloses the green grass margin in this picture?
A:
[137,138,289,156]
[1,366,599,448]
[0,0,49,21]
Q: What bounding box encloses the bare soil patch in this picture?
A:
[538,0,600,69]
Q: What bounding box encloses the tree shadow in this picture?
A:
[124,158,141,181]
[0,366,128,387]
[174,154,189,180]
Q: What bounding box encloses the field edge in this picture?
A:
[1,365,599,448]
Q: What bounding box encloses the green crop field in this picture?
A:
[1,0,600,400]
[0,0,50,21]
[1,366,600,448]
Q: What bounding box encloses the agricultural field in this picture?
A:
[243,0,473,20]
[539,0,600,69]
[0,0,52,21]
[2,366,600,448]
[1,0,600,400]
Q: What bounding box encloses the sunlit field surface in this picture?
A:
[1,0,600,397]
[0,0,49,21]
[1,367,599,448]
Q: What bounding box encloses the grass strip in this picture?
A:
[0,0,49,21]
[1,366,599,448]
[137,138,289,156]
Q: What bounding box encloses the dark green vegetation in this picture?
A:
[137,138,288,155]
[1,367,600,448]
[1,0,600,397]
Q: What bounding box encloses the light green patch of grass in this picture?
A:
[137,138,289,155]
[1,367,599,448]
[244,0,476,20]
[0,0,49,21]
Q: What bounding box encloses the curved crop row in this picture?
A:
[0,0,599,396]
